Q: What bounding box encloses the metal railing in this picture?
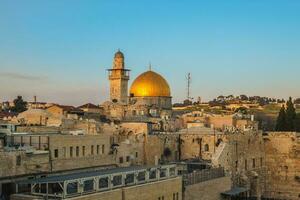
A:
[183,167,225,186]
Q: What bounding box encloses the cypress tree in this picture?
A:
[11,96,27,113]
[286,97,296,131]
[275,105,286,131]
[294,113,300,132]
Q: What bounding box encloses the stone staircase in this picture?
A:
[212,142,227,167]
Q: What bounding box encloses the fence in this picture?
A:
[183,167,225,186]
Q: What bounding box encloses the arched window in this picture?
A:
[204,144,209,152]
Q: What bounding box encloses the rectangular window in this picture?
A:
[97,145,100,155]
[169,167,176,176]
[245,159,248,170]
[126,156,130,162]
[83,179,94,192]
[252,158,256,168]
[125,173,135,185]
[137,171,146,182]
[76,146,79,157]
[91,145,94,155]
[112,175,122,187]
[70,147,73,157]
[67,182,78,194]
[119,157,123,163]
[149,169,157,179]
[102,145,105,154]
[82,146,85,156]
[135,152,138,158]
[99,177,109,189]
[160,168,167,178]
[260,157,263,167]
[16,155,21,166]
[54,149,58,158]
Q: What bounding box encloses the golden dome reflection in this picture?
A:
[130,70,171,97]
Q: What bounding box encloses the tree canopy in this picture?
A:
[275,97,298,132]
[275,105,286,131]
[11,96,27,113]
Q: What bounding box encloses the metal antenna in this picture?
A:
[186,73,191,101]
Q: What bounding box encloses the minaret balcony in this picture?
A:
[107,68,130,80]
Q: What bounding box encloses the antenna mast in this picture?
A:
[186,73,191,101]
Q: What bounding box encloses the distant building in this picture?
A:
[27,101,54,110]
[78,103,103,114]
[47,104,84,119]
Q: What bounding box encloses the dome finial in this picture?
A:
[149,62,152,71]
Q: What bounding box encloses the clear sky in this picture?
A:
[0,0,299,105]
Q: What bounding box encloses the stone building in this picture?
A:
[77,103,103,114]
[0,146,50,199]
[7,133,118,171]
[180,111,257,131]
[17,109,64,127]
[129,70,172,110]
[178,126,225,161]
[47,105,83,118]
[103,50,172,119]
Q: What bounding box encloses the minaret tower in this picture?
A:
[107,50,130,104]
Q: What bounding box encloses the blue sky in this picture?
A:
[0,0,299,105]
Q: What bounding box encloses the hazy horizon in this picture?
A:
[1,1,300,105]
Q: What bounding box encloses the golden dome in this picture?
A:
[130,70,171,97]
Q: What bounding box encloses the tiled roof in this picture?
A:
[0,111,18,119]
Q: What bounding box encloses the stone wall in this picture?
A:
[180,133,225,161]
[0,150,50,180]
[115,134,145,167]
[264,132,300,200]
[123,177,182,200]
[184,176,231,200]
[179,129,266,197]
[145,134,179,165]
[48,134,116,171]
[120,122,150,135]
[222,130,266,197]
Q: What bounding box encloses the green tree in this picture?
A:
[286,97,296,131]
[294,113,300,132]
[11,96,27,113]
[275,105,286,131]
[235,107,248,114]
